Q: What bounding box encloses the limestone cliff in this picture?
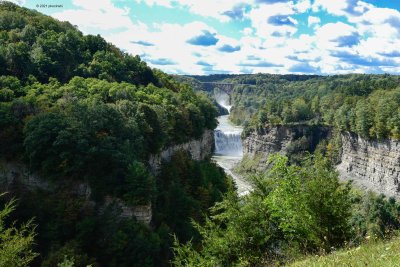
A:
[242,125,400,197]
[242,125,329,169]
[337,132,400,197]
[148,129,214,174]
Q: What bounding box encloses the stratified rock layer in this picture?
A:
[337,132,400,197]
[243,125,329,169]
[148,129,214,174]
[242,126,400,197]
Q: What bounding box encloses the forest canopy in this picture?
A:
[0,2,226,266]
[186,73,400,140]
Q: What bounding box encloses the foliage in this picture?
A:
[153,152,230,264]
[173,155,353,266]
[0,2,157,85]
[122,161,155,205]
[187,73,400,140]
[350,192,400,242]
[0,194,37,267]
[0,2,223,266]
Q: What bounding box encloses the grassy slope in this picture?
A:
[288,237,400,267]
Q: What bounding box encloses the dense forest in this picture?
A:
[0,2,229,266]
[191,73,400,140]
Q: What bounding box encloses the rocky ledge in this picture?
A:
[242,125,329,169]
[148,129,214,174]
[243,125,400,197]
[337,132,400,197]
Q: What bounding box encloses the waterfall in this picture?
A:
[214,130,243,156]
[214,90,232,112]
[213,91,250,195]
[214,90,243,157]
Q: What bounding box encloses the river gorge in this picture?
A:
[212,93,251,195]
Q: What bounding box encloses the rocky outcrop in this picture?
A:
[104,197,152,225]
[337,133,400,197]
[243,125,329,169]
[0,161,53,192]
[149,129,214,174]
[0,161,93,198]
[243,125,400,197]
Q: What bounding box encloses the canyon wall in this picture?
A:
[148,129,214,174]
[242,125,329,169]
[242,125,400,197]
[337,132,400,197]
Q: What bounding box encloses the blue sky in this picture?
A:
[13,0,400,75]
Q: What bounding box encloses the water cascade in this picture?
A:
[212,91,250,195]
[214,117,243,157]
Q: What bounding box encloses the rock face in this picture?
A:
[243,125,329,169]
[0,161,53,192]
[104,197,152,225]
[0,161,92,199]
[243,126,400,197]
[149,129,214,174]
[337,132,400,197]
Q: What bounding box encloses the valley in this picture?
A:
[1,1,400,266]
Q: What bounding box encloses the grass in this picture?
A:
[288,237,400,267]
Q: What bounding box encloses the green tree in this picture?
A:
[355,99,373,138]
[0,195,37,267]
[123,161,155,205]
[173,155,352,266]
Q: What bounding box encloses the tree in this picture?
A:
[173,155,353,266]
[0,195,37,266]
[355,100,373,138]
[123,161,155,205]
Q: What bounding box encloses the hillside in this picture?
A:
[0,2,229,266]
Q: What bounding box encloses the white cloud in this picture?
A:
[350,7,400,39]
[313,0,372,17]
[294,0,311,13]
[315,22,358,48]
[308,16,320,27]
[52,0,133,32]
[108,21,223,73]
[134,0,174,8]
[247,2,298,39]
[135,0,249,22]
[42,0,400,75]
[242,27,254,36]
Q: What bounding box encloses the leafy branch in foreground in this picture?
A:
[0,193,38,267]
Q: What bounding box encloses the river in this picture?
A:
[212,97,251,195]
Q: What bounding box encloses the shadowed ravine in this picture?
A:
[212,93,251,196]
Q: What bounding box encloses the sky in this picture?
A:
[11,0,400,75]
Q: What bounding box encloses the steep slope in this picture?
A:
[0,2,228,266]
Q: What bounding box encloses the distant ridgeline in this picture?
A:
[182,73,400,140]
[0,2,229,266]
